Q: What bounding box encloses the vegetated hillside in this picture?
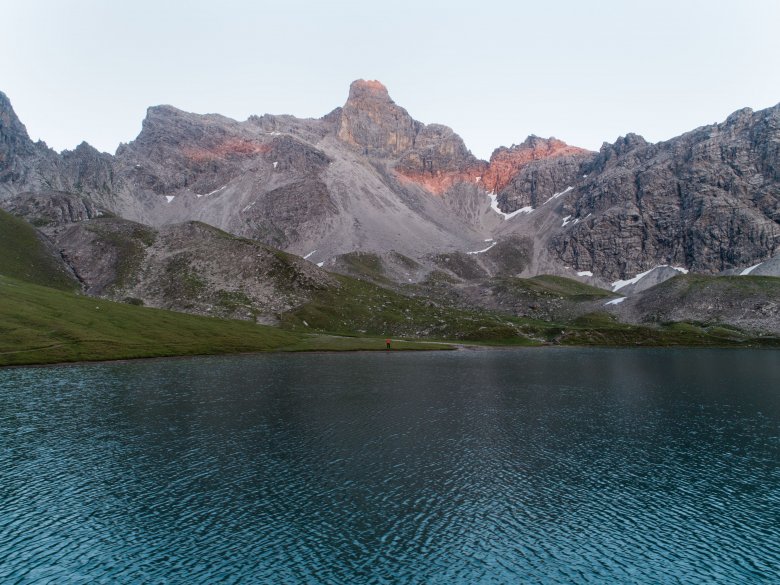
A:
[0,275,452,367]
[25,204,339,322]
[0,274,300,366]
[612,274,780,336]
[0,208,76,290]
[3,82,776,282]
[279,270,780,348]
[303,248,620,324]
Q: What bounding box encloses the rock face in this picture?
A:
[119,105,271,196]
[395,124,486,195]
[0,92,37,184]
[0,83,778,284]
[336,80,421,156]
[550,107,780,279]
[2,190,104,225]
[490,138,593,211]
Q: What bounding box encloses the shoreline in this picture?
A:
[2,340,778,371]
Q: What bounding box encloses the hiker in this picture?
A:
[386,338,391,350]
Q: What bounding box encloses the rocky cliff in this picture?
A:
[548,107,779,278]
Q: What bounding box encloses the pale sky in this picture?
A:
[2,0,779,160]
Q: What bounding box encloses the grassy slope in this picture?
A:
[280,272,779,348]
[527,275,616,300]
[0,275,296,366]
[551,312,779,347]
[0,209,77,290]
[648,273,780,300]
[280,274,538,343]
[0,276,451,367]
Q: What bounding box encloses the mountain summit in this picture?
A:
[337,79,420,156]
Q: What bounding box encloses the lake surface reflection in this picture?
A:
[1,348,779,583]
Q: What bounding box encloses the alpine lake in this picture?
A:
[1,348,778,583]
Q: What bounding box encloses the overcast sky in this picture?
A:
[2,0,779,159]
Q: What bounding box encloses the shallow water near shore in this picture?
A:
[1,348,779,583]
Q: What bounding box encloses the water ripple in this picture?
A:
[1,349,779,583]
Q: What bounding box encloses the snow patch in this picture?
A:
[507,206,534,218]
[468,241,497,255]
[484,238,494,242]
[577,271,593,277]
[487,192,533,220]
[199,185,226,197]
[611,267,657,291]
[241,202,256,213]
[740,263,762,275]
[605,297,626,306]
[582,174,588,178]
[303,250,317,260]
[272,161,278,169]
[543,186,574,205]
[316,261,324,267]
[475,176,481,182]
[165,196,175,203]
[611,265,689,291]
[561,215,572,227]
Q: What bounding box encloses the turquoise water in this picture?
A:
[1,348,779,583]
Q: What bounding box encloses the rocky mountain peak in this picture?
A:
[518,135,564,149]
[347,79,392,102]
[69,141,101,155]
[140,104,190,129]
[612,132,648,151]
[592,133,650,171]
[725,107,755,125]
[482,136,592,193]
[1,92,34,149]
[1,91,38,184]
[336,79,421,157]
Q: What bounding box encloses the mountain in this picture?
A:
[1,82,778,287]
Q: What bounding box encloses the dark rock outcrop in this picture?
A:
[0,91,37,183]
[490,137,594,210]
[117,105,270,195]
[336,79,422,157]
[395,124,486,194]
[552,105,780,278]
[2,190,104,225]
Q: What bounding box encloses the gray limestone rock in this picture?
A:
[552,105,780,279]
